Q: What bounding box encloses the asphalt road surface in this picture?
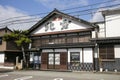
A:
[0,70,120,80]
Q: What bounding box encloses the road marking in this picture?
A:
[54,78,63,80]
[0,74,8,78]
[14,76,33,80]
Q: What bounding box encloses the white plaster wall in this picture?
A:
[106,14,120,37]
[31,17,92,34]
[115,45,120,58]
[55,49,67,52]
[92,31,96,38]
[0,66,14,69]
[68,48,82,63]
[0,53,4,63]
[83,48,93,63]
[97,23,105,38]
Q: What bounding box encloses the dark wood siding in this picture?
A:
[6,41,20,50]
[60,52,67,69]
[41,53,48,69]
[31,31,91,48]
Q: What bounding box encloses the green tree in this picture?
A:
[3,30,31,68]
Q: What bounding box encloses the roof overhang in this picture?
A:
[35,42,95,49]
[91,37,120,44]
[102,9,120,16]
[30,28,93,37]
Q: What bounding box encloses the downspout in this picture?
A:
[94,25,99,71]
[103,14,106,38]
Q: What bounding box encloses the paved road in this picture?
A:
[0,70,120,80]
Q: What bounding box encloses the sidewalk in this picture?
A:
[15,69,120,75]
[0,68,13,73]
[0,68,120,75]
[72,70,120,75]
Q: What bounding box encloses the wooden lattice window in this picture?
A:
[99,45,114,59]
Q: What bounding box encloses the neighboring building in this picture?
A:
[29,9,97,71]
[92,9,120,71]
[0,27,22,69]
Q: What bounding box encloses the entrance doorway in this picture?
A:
[29,52,41,69]
[41,52,67,70]
[48,53,60,69]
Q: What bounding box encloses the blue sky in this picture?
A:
[0,0,104,15]
[0,0,120,30]
[0,0,93,14]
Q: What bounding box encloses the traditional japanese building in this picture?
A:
[92,9,120,71]
[0,27,22,69]
[28,9,97,71]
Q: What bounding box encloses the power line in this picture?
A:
[1,14,120,28]
[0,0,116,22]
[0,3,119,26]
[0,0,119,28]
[61,0,115,11]
[67,3,120,15]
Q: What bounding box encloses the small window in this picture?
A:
[70,52,80,66]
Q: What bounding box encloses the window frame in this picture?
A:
[70,52,80,66]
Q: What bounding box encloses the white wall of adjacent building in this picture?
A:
[114,45,120,58]
[0,53,4,63]
[92,13,120,38]
[0,53,14,69]
[98,23,105,38]
[106,14,120,37]
[92,23,105,38]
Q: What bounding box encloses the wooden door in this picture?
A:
[60,52,67,69]
[48,53,54,69]
[41,53,48,69]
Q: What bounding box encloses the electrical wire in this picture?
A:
[0,0,119,28]
[0,0,117,23]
